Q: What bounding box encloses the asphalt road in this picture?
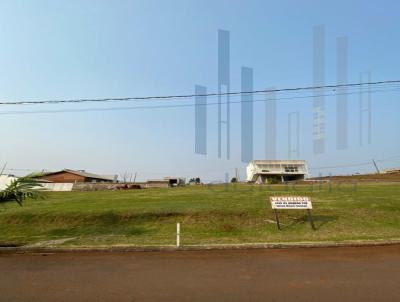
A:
[1,245,400,302]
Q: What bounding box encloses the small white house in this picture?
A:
[0,175,17,190]
[246,160,308,183]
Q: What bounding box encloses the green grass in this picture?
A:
[0,183,399,247]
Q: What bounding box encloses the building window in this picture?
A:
[284,166,299,173]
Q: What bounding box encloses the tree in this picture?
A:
[188,177,201,185]
[0,175,44,206]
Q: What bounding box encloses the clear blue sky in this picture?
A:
[0,0,399,181]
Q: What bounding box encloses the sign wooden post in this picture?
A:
[307,209,316,230]
[273,209,281,230]
[269,196,315,231]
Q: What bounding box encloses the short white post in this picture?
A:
[176,223,181,247]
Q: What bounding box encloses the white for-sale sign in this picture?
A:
[270,196,313,209]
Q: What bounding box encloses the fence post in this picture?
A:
[176,223,180,247]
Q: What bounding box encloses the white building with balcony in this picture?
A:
[246,160,308,183]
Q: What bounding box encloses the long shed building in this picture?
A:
[246,160,308,183]
[36,169,117,183]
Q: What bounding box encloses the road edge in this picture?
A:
[1,239,400,254]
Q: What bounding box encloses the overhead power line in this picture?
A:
[1,86,399,115]
[0,80,399,106]
[309,157,400,170]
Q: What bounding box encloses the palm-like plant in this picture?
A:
[0,174,44,206]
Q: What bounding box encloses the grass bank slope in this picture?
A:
[0,183,399,247]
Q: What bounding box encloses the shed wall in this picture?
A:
[39,172,86,183]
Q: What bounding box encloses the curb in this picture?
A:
[1,239,400,254]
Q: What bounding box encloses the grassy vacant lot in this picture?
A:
[0,183,399,247]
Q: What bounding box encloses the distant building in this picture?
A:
[144,177,186,188]
[246,160,308,183]
[145,180,171,188]
[35,169,117,183]
[383,168,400,174]
[163,177,186,187]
